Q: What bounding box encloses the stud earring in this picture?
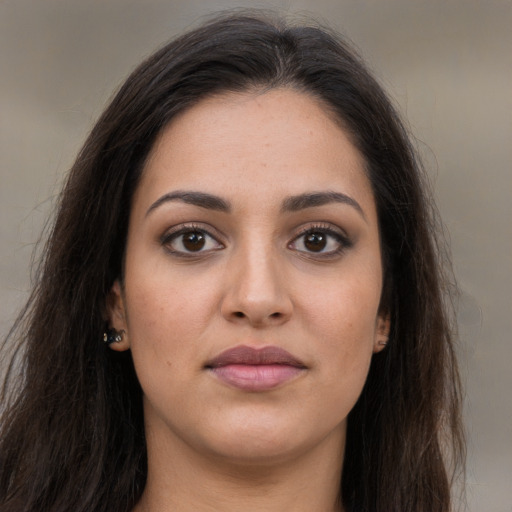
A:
[103,328,125,345]
[378,337,389,347]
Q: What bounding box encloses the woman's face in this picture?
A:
[109,89,389,465]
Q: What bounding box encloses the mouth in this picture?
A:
[205,345,307,392]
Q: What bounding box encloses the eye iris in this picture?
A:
[304,232,327,252]
[182,231,205,251]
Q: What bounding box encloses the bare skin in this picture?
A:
[108,88,389,511]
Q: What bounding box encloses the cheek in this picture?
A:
[126,256,218,326]
[123,278,207,416]
[300,273,382,341]
[297,270,381,389]
[123,267,220,371]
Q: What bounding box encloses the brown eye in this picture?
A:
[289,226,350,257]
[304,232,327,252]
[163,227,223,256]
[182,231,205,251]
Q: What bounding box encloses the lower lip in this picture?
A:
[209,364,304,391]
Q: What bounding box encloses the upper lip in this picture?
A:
[205,345,306,368]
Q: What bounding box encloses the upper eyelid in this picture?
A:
[289,223,353,253]
[160,225,224,257]
[160,222,224,242]
[293,222,348,239]
[292,229,347,245]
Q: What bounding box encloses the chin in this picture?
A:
[195,411,342,467]
[204,437,310,468]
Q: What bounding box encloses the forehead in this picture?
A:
[135,88,375,217]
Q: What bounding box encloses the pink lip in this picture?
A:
[205,345,307,391]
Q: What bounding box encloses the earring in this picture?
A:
[378,337,389,347]
[103,328,125,345]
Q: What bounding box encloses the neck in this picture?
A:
[134,421,346,512]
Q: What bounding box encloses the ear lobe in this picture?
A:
[105,280,130,351]
[373,313,391,353]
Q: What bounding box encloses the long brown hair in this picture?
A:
[0,11,465,512]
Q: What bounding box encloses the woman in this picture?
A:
[0,12,465,512]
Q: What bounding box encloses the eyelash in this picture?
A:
[289,223,352,258]
[160,222,352,259]
[160,223,224,258]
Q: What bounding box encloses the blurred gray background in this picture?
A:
[1,1,510,510]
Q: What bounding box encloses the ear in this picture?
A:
[105,280,131,352]
[373,312,391,353]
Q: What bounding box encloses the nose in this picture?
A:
[220,244,293,327]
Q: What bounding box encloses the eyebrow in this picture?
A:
[281,191,366,221]
[146,189,366,221]
[146,191,231,216]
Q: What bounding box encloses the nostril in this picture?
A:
[234,311,245,318]
[270,312,282,318]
